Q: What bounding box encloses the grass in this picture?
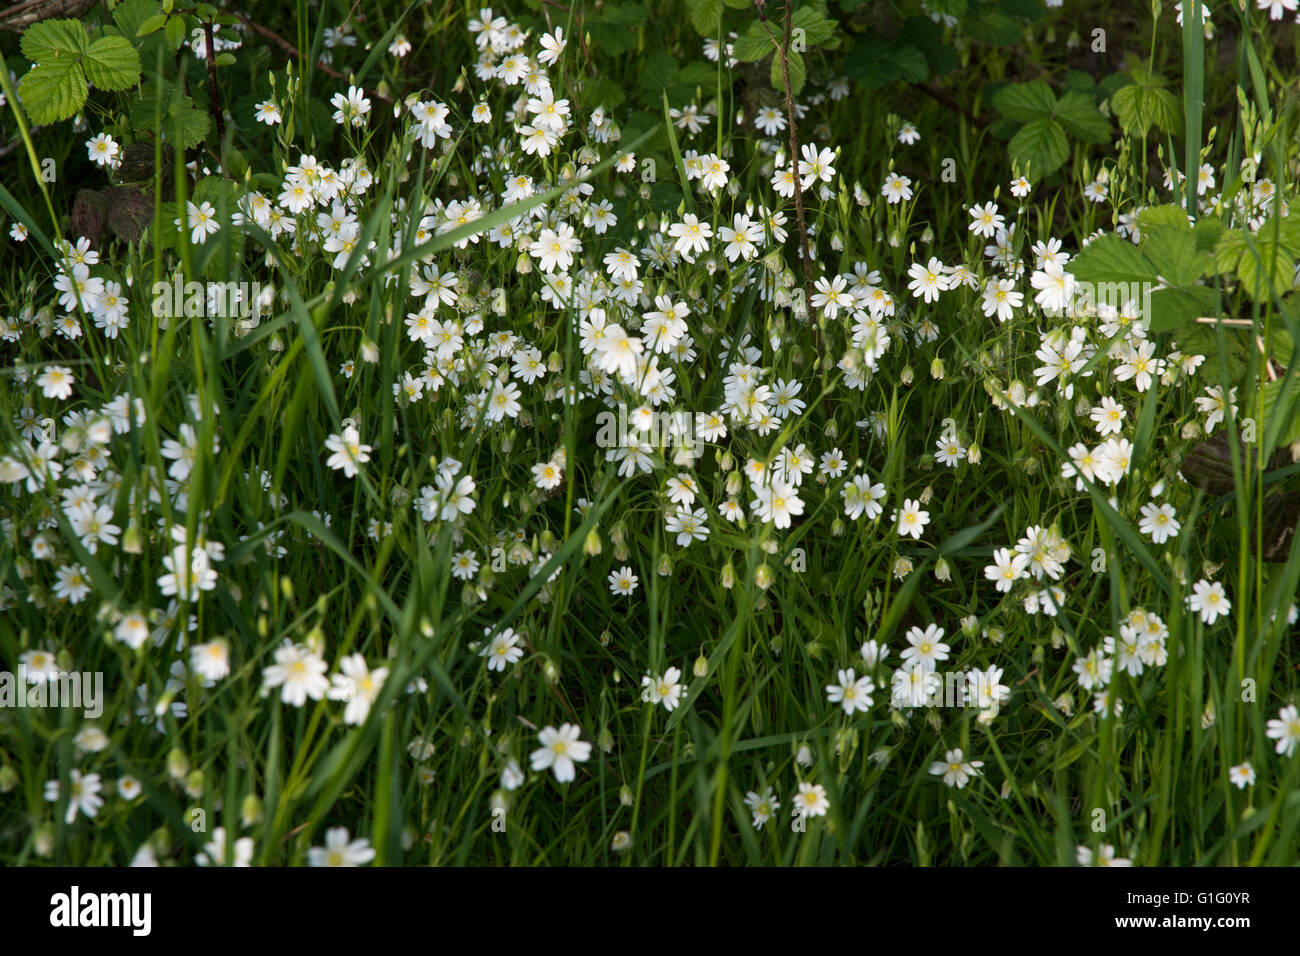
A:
[0,0,1298,866]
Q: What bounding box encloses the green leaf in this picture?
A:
[113,0,164,38]
[599,1,650,26]
[1259,377,1300,447]
[899,16,956,75]
[19,18,88,63]
[18,59,88,125]
[1111,82,1182,137]
[638,49,679,93]
[731,24,774,63]
[687,0,723,35]
[1137,203,1192,235]
[1070,234,1156,283]
[992,79,1056,122]
[83,36,142,91]
[1007,117,1068,177]
[136,14,168,37]
[1053,90,1110,143]
[1143,228,1207,286]
[772,48,806,95]
[1148,286,1217,333]
[843,37,927,89]
[164,15,188,50]
[169,97,212,149]
[792,4,837,45]
[676,61,717,87]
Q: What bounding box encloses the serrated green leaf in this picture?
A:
[1007,117,1068,177]
[1111,82,1182,137]
[1053,90,1110,143]
[638,49,679,92]
[792,4,837,45]
[1069,234,1157,283]
[1071,234,1154,282]
[1148,287,1218,333]
[1137,203,1192,235]
[20,18,88,63]
[732,25,774,63]
[844,37,927,89]
[84,36,141,91]
[992,80,1055,122]
[1144,228,1208,286]
[170,98,213,148]
[18,59,88,125]
[687,0,723,35]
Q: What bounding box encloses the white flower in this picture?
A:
[330,85,372,127]
[881,172,913,204]
[37,366,75,400]
[538,27,566,65]
[86,133,120,167]
[44,769,103,824]
[984,547,1029,593]
[793,781,830,817]
[1266,704,1300,757]
[1186,578,1230,625]
[900,624,949,672]
[196,827,254,867]
[667,214,712,261]
[894,498,930,539]
[180,200,221,245]
[481,627,525,672]
[907,257,950,303]
[328,653,388,725]
[929,748,983,788]
[981,277,1022,322]
[825,667,874,715]
[744,788,780,828]
[797,144,836,189]
[1077,843,1131,866]
[968,201,1005,238]
[324,424,372,478]
[608,565,639,595]
[530,723,591,783]
[1228,762,1256,788]
[309,827,376,866]
[191,639,231,683]
[254,99,283,124]
[261,640,330,706]
[641,667,684,711]
[1138,502,1180,544]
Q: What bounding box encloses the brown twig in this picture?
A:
[234,12,394,104]
[202,20,226,157]
[0,127,43,161]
